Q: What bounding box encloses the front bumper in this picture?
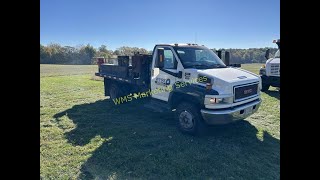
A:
[261,75,280,87]
[200,99,261,125]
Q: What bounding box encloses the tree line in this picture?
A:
[40,43,277,65]
[212,48,278,64]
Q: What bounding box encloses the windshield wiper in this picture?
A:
[184,62,227,69]
[186,64,211,69]
[186,64,227,69]
[212,64,227,68]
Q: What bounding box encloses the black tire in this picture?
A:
[261,83,270,92]
[175,102,207,135]
[109,83,122,100]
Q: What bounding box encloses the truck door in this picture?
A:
[151,46,178,102]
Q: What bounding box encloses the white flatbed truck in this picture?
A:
[96,43,262,135]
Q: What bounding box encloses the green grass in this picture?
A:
[40,63,279,179]
[241,63,264,75]
[40,64,97,77]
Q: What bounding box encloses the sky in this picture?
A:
[40,0,280,51]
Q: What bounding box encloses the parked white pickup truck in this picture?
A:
[96,43,262,135]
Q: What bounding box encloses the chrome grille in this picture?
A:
[234,83,259,102]
[270,64,280,76]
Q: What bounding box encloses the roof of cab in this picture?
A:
[155,43,205,47]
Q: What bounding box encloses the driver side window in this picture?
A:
[163,48,177,69]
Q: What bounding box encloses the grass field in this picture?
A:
[40,63,280,179]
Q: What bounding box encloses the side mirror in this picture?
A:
[178,71,182,78]
[265,49,270,60]
[157,48,164,69]
[224,51,230,66]
[216,50,222,59]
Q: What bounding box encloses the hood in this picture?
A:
[266,57,280,64]
[184,67,260,94]
[198,67,259,83]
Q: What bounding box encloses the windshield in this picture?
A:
[274,50,280,58]
[173,46,226,69]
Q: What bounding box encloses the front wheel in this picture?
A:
[175,102,207,135]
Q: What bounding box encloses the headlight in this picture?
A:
[209,98,223,103]
[205,96,233,104]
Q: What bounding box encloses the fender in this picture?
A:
[168,82,219,109]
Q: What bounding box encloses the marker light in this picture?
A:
[206,83,212,90]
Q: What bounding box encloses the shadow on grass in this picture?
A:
[54,99,280,179]
[264,89,280,100]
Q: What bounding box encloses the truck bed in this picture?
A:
[95,64,134,83]
[95,54,152,86]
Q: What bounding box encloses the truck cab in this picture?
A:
[259,39,280,91]
[96,43,262,135]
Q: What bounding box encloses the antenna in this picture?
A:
[195,32,197,44]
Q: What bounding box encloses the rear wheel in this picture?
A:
[109,83,122,100]
[175,102,207,135]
